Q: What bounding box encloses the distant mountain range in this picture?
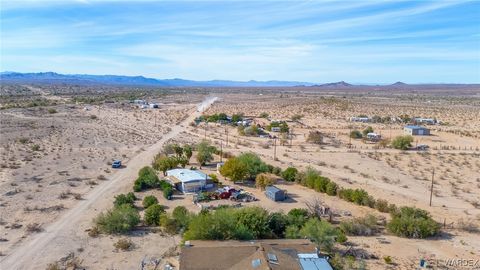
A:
[0,71,316,87]
[1,72,478,88]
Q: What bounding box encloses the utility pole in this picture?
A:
[204,122,207,139]
[225,128,229,146]
[290,130,293,147]
[429,169,435,206]
[273,137,277,160]
[220,139,223,163]
[348,127,352,148]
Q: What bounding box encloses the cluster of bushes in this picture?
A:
[337,188,375,207]
[152,144,193,174]
[238,124,263,137]
[350,126,374,139]
[114,192,136,207]
[391,135,414,150]
[95,193,170,233]
[266,121,289,133]
[220,151,440,240]
[306,131,324,144]
[196,113,243,124]
[132,166,173,199]
[195,140,217,168]
[340,214,380,236]
[220,152,269,181]
[181,206,344,252]
[387,207,440,238]
[95,204,140,234]
[295,168,338,196]
[133,166,160,191]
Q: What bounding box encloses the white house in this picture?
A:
[166,169,210,193]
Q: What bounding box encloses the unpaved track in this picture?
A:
[0,97,217,270]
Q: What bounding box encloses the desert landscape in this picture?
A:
[0,82,479,270]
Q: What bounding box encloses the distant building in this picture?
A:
[271,127,281,132]
[349,116,370,123]
[179,239,333,270]
[133,99,146,105]
[404,125,430,136]
[366,132,381,141]
[265,185,286,201]
[413,118,436,125]
[166,169,210,193]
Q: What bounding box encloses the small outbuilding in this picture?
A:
[404,125,430,136]
[265,186,285,201]
[166,169,210,193]
[366,132,381,141]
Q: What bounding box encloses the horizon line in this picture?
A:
[1,70,479,85]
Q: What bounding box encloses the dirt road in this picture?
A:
[0,97,217,270]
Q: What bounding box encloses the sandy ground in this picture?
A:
[0,94,216,269]
[1,88,479,269]
[191,93,480,269]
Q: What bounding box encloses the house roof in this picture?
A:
[179,239,325,270]
[166,169,210,183]
[404,125,428,129]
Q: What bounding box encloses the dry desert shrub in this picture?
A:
[114,238,134,251]
[457,219,480,233]
[26,223,43,233]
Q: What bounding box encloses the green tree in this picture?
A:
[325,181,338,196]
[134,166,160,191]
[279,122,289,133]
[300,218,339,252]
[387,207,440,238]
[114,192,136,208]
[255,173,275,190]
[259,112,269,118]
[268,212,288,238]
[236,152,269,180]
[95,204,140,234]
[219,157,249,182]
[172,144,184,157]
[172,206,191,229]
[183,145,193,162]
[391,135,414,150]
[231,113,243,123]
[196,140,215,168]
[183,208,253,241]
[176,156,189,168]
[287,208,309,228]
[163,185,174,200]
[152,154,177,176]
[142,195,158,208]
[234,207,271,239]
[144,204,165,226]
[350,130,362,139]
[362,126,374,136]
[159,213,179,234]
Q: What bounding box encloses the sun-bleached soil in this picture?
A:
[1,86,479,270]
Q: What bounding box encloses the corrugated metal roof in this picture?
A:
[298,254,333,270]
[265,186,282,193]
[166,169,210,183]
[404,125,428,129]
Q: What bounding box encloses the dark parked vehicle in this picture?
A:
[112,160,122,168]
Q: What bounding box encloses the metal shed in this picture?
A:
[404,125,430,136]
[265,186,285,201]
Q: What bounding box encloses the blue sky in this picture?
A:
[1,0,479,83]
